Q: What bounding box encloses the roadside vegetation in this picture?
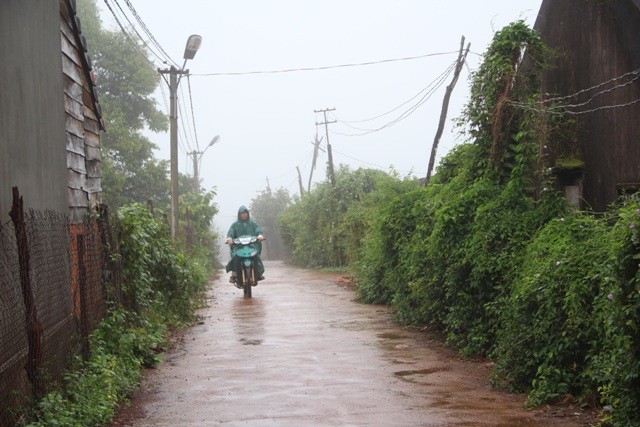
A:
[279,21,640,426]
[26,205,214,426]
[22,1,220,424]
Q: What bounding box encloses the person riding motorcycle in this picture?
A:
[225,205,265,284]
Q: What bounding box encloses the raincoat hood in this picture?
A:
[237,205,250,220]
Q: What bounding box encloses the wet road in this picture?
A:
[113,261,587,426]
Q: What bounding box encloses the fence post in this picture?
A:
[9,187,44,398]
[77,234,90,360]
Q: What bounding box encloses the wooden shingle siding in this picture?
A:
[59,0,103,221]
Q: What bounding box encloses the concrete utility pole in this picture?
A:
[158,66,189,240]
[188,135,219,193]
[158,34,202,241]
[314,108,337,187]
[425,36,470,186]
[188,150,201,190]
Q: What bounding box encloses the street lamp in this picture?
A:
[159,34,202,241]
[190,135,220,192]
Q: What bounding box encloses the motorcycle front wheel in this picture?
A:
[242,265,253,298]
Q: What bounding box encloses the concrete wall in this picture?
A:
[0,0,67,220]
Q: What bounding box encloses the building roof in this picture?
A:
[63,0,105,130]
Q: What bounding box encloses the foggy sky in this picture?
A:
[97,0,543,233]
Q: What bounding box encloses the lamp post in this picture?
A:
[189,135,220,192]
[159,34,202,241]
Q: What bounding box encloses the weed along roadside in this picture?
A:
[111,261,597,426]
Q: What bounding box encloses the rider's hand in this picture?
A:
[257,234,265,241]
[225,238,233,244]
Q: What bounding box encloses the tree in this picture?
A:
[250,188,291,260]
[77,0,170,209]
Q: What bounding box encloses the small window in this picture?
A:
[554,168,584,208]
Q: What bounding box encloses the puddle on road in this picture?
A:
[377,332,407,340]
[394,367,450,377]
[232,296,266,345]
[239,338,263,345]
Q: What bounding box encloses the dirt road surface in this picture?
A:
[112,261,594,426]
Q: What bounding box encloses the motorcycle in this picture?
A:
[228,235,262,298]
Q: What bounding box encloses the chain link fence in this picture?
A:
[0,193,122,426]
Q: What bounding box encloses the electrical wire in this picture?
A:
[186,75,201,151]
[191,51,461,77]
[540,67,640,104]
[110,0,168,65]
[330,60,458,136]
[509,67,640,115]
[178,85,197,150]
[102,0,157,68]
[177,102,193,154]
[122,0,179,67]
[332,148,424,176]
[333,60,458,125]
[269,152,314,182]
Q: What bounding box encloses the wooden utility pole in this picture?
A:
[314,108,337,187]
[424,36,470,185]
[307,134,324,192]
[296,166,305,196]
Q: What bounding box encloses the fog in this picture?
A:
[97,0,542,234]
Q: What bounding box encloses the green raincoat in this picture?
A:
[225,206,265,276]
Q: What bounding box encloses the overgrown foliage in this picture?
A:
[281,20,640,425]
[250,187,292,260]
[279,166,418,269]
[26,204,211,425]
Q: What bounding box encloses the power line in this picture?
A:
[332,60,458,126]
[111,0,166,65]
[332,148,424,176]
[330,60,458,136]
[186,75,201,151]
[122,0,179,67]
[178,85,196,150]
[191,50,461,76]
[509,67,640,115]
[177,101,193,154]
[540,67,640,104]
[102,0,157,68]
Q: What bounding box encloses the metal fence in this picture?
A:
[0,191,121,426]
